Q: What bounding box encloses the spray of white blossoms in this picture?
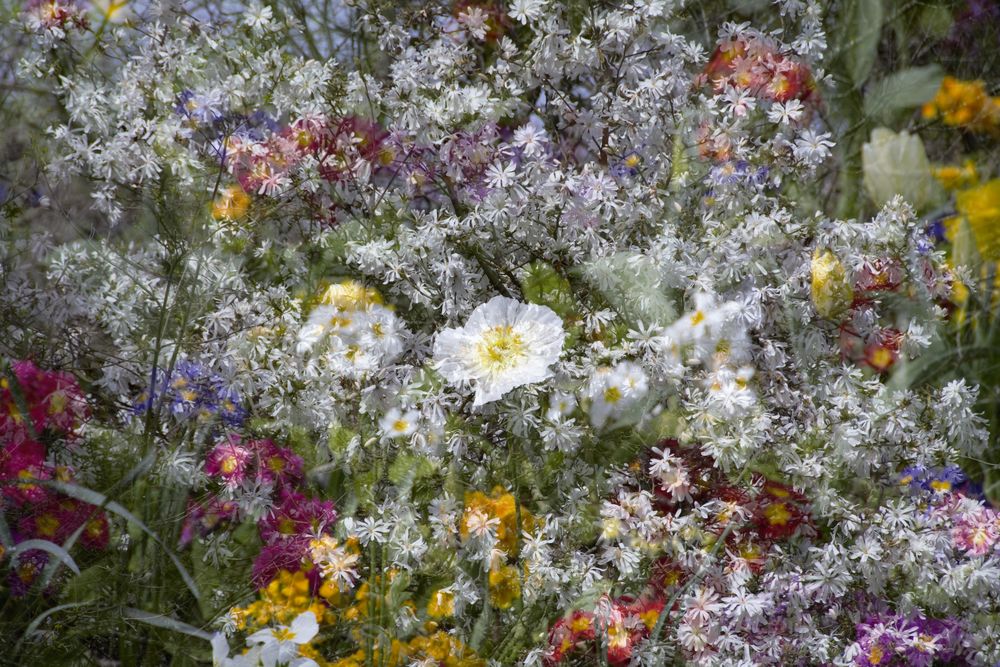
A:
[2,0,999,666]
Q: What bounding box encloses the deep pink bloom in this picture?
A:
[1,360,88,442]
[258,488,336,544]
[1,439,52,506]
[250,538,311,589]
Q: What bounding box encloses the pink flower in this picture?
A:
[1,439,52,506]
[250,438,303,488]
[1,360,88,442]
[952,506,1000,557]
[204,437,253,488]
[258,488,336,544]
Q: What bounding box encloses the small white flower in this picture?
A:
[587,361,649,428]
[243,3,274,36]
[545,391,577,421]
[767,99,805,125]
[457,6,489,40]
[310,536,360,591]
[793,129,835,166]
[379,408,419,439]
[486,161,517,189]
[513,123,547,158]
[509,0,546,23]
[433,296,565,406]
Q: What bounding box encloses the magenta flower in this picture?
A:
[258,488,336,544]
[205,436,253,488]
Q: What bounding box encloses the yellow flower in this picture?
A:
[407,631,484,667]
[922,77,1000,135]
[810,249,854,319]
[934,160,978,191]
[229,569,330,631]
[211,185,251,221]
[951,179,1000,261]
[460,487,535,555]
[488,564,521,610]
[427,589,456,618]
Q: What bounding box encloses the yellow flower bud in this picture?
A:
[811,249,854,319]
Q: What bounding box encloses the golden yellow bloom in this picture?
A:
[460,487,535,555]
[810,249,854,319]
[229,569,330,631]
[427,589,456,618]
[211,185,251,221]
[488,564,521,610]
[934,160,978,191]
[922,76,1000,135]
[407,631,484,667]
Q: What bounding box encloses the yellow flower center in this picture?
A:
[272,627,296,642]
[476,325,526,372]
[603,386,622,404]
[930,480,952,493]
[220,456,239,474]
[763,502,792,526]
[36,514,60,537]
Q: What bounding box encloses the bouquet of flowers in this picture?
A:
[2,0,1000,665]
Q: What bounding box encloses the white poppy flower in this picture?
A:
[433,296,565,406]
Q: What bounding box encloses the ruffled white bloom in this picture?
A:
[586,361,649,428]
[433,296,565,406]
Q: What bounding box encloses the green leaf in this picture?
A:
[843,0,884,87]
[47,481,201,602]
[863,65,944,123]
[122,607,213,641]
[519,261,576,319]
[20,601,94,640]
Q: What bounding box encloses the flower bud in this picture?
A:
[862,128,943,212]
[811,249,854,318]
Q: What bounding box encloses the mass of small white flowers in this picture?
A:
[3,0,999,666]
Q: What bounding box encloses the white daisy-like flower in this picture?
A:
[379,408,419,439]
[433,296,565,406]
[586,361,649,428]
